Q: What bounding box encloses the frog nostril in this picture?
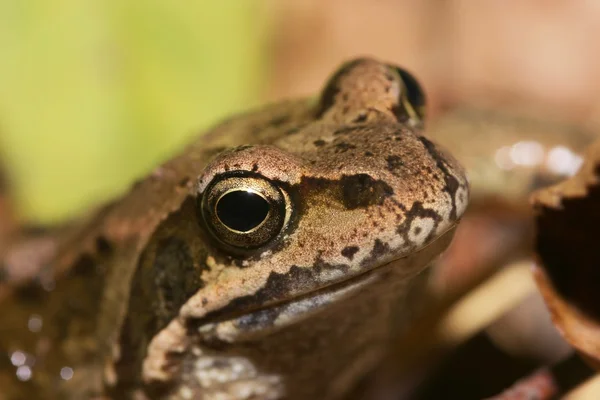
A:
[216,190,270,233]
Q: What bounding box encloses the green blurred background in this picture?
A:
[0,1,269,222]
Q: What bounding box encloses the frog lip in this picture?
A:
[193,226,457,329]
[195,259,387,332]
[244,227,460,322]
[247,266,382,323]
[200,237,438,327]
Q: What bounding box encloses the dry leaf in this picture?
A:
[531,139,600,368]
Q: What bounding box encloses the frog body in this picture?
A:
[0,59,468,399]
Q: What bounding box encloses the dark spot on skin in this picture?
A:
[202,297,208,306]
[371,239,389,259]
[66,253,98,277]
[364,151,374,157]
[334,126,364,136]
[286,127,300,136]
[14,281,46,304]
[394,201,409,214]
[393,127,409,136]
[95,236,112,254]
[269,114,290,127]
[152,238,206,326]
[252,163,259,172]
[396,201,442,246]
[417,136,461,220]
[178,177,191,188]
[285,122,308,136]
[340,174,394,209]
[386,155,404,173]
[414,226,422,235]
[313,139,326,147]
[352,114,368,123]
[359,239,391,269]
[335,142,357,153]
[341,246,360,260]
[297,174,393,211]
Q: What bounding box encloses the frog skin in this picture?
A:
[0,58,469,399]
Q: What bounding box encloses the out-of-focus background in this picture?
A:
[1,2,599,398]
[2,1,600,223]
[0,2,269,222]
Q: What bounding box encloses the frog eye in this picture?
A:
[199,174,289,249]
[395,67,426,123]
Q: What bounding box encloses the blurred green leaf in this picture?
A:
[0,1,268,222]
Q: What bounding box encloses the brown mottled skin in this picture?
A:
[0,59,468,399]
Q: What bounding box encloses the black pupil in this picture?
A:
[216,190,270,232]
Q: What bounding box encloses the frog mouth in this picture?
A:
[194,262,385,337]
[191,226,458,336]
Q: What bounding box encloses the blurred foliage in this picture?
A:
[0,1,269,223]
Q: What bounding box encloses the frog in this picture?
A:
[0,58,469,399]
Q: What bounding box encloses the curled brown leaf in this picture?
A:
[531,139,600,368]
